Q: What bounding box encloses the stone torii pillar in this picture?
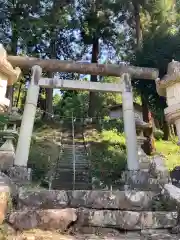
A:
[156,60,180,145]
[122,73,139,170]
[14,65,42,168]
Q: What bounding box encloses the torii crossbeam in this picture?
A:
[7,55,159,80]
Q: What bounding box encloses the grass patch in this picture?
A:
[155,139,180,170]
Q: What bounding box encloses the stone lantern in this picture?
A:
[0,44,21,113]
[156,60,180,145]
[135,118,151,170]
[0,108,21,171]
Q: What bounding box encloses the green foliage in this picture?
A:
[28,133,59,182]
[156,139,180,171]
[154,129,164,140]
[90,129,127,187]
[83,127,127,187]
[101,116,124,133]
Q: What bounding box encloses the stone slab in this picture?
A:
[18,189,157,211]
[120,170,161,191]
[11,231,180,240]
[8,208,77,231]
[77,209,177,230]
[7,165,31,182]
[0,171,18,198]
[68,190,156,210]
[0,151,14,171]
[164,184,180,206]
[18,189,68,210]
[149,155,170,183]
[141,229,178,239]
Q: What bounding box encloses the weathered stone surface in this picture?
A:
[77,209,177,230]
[5,228,180,240]
[0,171,18,198]
[8,231,141,240]
[149,155,170,184]
[7,165,31,182]
[163,184,180,206]
[0,186,9,224]
[68,190,155,210]
[18,189,68,210]
[141,229,178,239]
[0,151,14,171]
[8,208,77,231]
[71,226,121,236]
[121,170,161,191]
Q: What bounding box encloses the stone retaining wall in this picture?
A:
[1,154,180,239]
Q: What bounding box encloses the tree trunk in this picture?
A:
[6,22,18,112]
[16,80,23,107]
[45,87,54,120]
[174,124,177,136]
[133,1,142,50]
[88,37,99,118]
[6,86,13,112]
[141,93,156,155]
[43,32,56,120]
[162,115,170,140]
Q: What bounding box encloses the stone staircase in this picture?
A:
[1,153,180,239]
[52,129,92,190]
[4,187,179,239]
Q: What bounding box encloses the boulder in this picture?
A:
[8,208,77,231]
[68,190,155,210]
[18,189,68,210]
[77,209,177,230]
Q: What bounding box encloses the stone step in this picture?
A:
[10,232,180,240]
[18,189,161,211]
[52,182,92,190]
[54,171,91,180]
[6,208,178,232]
[56,165,89,170]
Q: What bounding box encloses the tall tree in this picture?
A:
[77,0,122,118]
[133,0,178,144]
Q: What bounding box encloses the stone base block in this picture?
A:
[7,165,31,182]
[77,209,177,230]
[8,208,77,231]
[0,151,14,171]
[18,189,156,211]
[149,155,170,183]
[121,170,161,191]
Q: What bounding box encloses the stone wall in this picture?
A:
[1,153,180,239]
[5,188,176,232]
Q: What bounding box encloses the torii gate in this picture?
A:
[0,45,159,176]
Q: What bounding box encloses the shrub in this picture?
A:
[90,129,127,187]
[28,140,59,182]
[100,116,124,133]
[154,129,164,140]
